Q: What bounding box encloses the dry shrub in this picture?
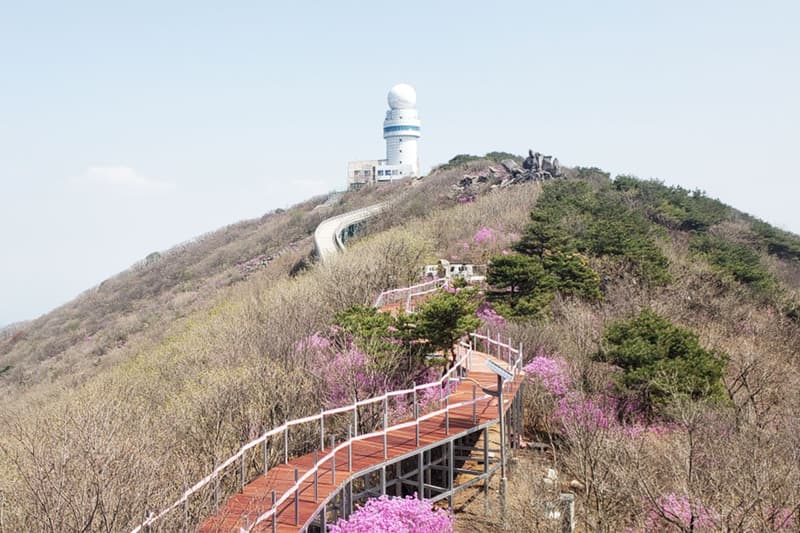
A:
[3,170,800,532]
[316,228,434,310]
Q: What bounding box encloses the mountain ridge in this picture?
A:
[1,154,798,531]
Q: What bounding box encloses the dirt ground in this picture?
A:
[449,426,571,533]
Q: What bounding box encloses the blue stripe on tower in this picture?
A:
[383,125,421,133]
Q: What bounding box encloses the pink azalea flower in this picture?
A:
[329,494,454,533]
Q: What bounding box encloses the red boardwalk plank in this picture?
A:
[198,350,523,532]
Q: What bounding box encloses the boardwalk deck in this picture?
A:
[198,350,523,532]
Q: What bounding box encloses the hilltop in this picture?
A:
[1,153,798,531]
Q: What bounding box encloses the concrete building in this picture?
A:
[348,84,421,189]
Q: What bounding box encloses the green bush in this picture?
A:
[335,305,396,340]
[491,292,554,320]
[596,310,727,416]
[486,251,601,318]
[486,254,555,317]
[542,251,602,300]
[414,288,481,365]
[434,152,522,172]
[436,154,482,170]
[484,151,522,163]
[487,255,553,300]
[334,305,426,373]
[614,176,731,232]
[574,166,611,181]
[751,219,800,262]
[689,234,778,297]
[513,180,670,285]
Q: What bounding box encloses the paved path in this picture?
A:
[313,203,385,262]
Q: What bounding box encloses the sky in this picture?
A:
[1,1,798,325]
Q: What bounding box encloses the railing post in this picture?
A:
[214,468,219,512]
[445,393,450,435]
[472,384,477,424]
[347,425,352,472]
[271,490,277,533]
[412,383,418,420]
[498,374,507,498]
[320,408,325,451]
[560,493,576,533]
[330,435,336,483]
[417,452,424,498]
[383,396,389,459]
[294,467,299,526]
[314,450,319,502]
[268,437,269,475]
[284,420,289,464]
[448,439,455,508]
[240,452,245,491]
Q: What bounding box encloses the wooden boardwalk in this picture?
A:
[198,350,523,532]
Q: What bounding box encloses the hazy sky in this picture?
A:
[1,1,798,325]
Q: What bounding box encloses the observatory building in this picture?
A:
[347,83,421,189]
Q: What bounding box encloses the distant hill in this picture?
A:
[0,183,401,396]
[1,153,798,532]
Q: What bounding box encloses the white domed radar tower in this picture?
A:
[383,83,421,177]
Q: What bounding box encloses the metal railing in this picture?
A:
[132,340,464,531]
[132,330,523,532]
[471,329,524,379]
[245,333,523,533]
[372,278,446,309]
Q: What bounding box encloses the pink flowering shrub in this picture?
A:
[323,346,390,408]
[295,332,331,352]
[555,393,613,432]
[473,226,495,244]
[524,350,570,396]
[523,349,676,437]
[329,494,454,533]
[302,328,456,416]
[642,493,719,532]
[301,329,396,409]
[413,368,459,414]
[476,301,506,329]
[766,508,797,531]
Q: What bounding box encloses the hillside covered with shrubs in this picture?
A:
[1,154,798,531]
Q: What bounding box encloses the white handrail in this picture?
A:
[132,330,522,532]
[404,284,446,313]
[373,278,445,308]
